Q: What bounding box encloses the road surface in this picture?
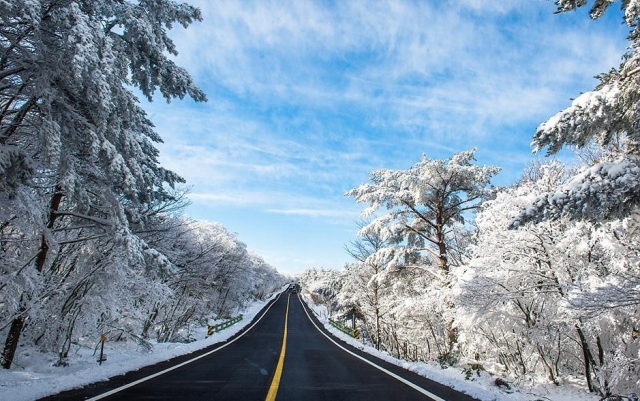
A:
[39,288,479,400]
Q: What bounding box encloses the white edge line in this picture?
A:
[86,292,284,401]
[297,294,448,401]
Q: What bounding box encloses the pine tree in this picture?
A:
[346,148,500,362]
[0,0,205,369]
[346,148,500,274]
[516,0,640,224]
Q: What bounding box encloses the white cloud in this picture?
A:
[187,2,619,137]
[161,0,628,165]
[266,208,358,219]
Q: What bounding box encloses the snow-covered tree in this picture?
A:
[0,1,287,370]
[0,0,206,368]
[516,1,640,224]
[462,160,639,395]
[300,268,346,319]
[137,218,285,343]
[346,148,500,274]
[343,220,392,350]
[509,7,640,391]
[346,149,499,363]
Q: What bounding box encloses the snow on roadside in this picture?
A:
[299,293,600,401]
[0,289,284,401]
[1,288,604,401]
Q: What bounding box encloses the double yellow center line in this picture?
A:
[265,294,290,401]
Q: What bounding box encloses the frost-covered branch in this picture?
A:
[52,211,111,226]
[347,149,499,273]
[513,156,640,225]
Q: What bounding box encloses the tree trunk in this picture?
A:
[35,186,64,272]
[351,307,356,330]
[375,306,381,350]
[436,203,449,273]
[142,301,160,339]
[217,287,231,317]
[576,324,596,393]
[537,344,560,385]
[596,336,609,395]
[2,312,25,369]
[2,187,64,369]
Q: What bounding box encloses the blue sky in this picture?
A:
[144,0,629,275]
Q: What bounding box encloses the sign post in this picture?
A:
[98,335,107,365]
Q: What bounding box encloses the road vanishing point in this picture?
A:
[40,288,479,401]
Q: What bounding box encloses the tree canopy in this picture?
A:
[0,0,284,370]
[346,148,500,274]
[517,0,640,224]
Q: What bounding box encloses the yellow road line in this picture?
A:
[265,293,290,401]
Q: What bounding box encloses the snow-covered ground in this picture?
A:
[0,290,283,401]
[299,293,604,401]
[0,288,609,401]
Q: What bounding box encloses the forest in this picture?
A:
[0,0,286,372]
[300,1,640,397]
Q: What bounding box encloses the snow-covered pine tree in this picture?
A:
[346,148,500,275]
[463,160,639,395]
[0,0,205,369]
[346,148,500,363]
[344,220,393,350]
[515,0,640,225]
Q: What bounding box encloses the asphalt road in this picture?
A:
[39,289,479,400]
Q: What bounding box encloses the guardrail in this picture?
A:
[207,315,243,336]
[329,319,360,339]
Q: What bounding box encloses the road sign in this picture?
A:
[353,329,360,340]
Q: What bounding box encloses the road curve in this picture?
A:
[38,289,479,400]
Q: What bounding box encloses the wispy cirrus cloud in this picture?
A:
[266,208,358,220]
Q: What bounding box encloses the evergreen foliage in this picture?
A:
[518,0,640,223]
[0,0,284,370]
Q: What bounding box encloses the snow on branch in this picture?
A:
[512,156,640,226]
[532,84,624,155]
[52,211,112,226]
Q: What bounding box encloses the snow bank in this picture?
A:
[0,289,284,401]
[300,293,602,401]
